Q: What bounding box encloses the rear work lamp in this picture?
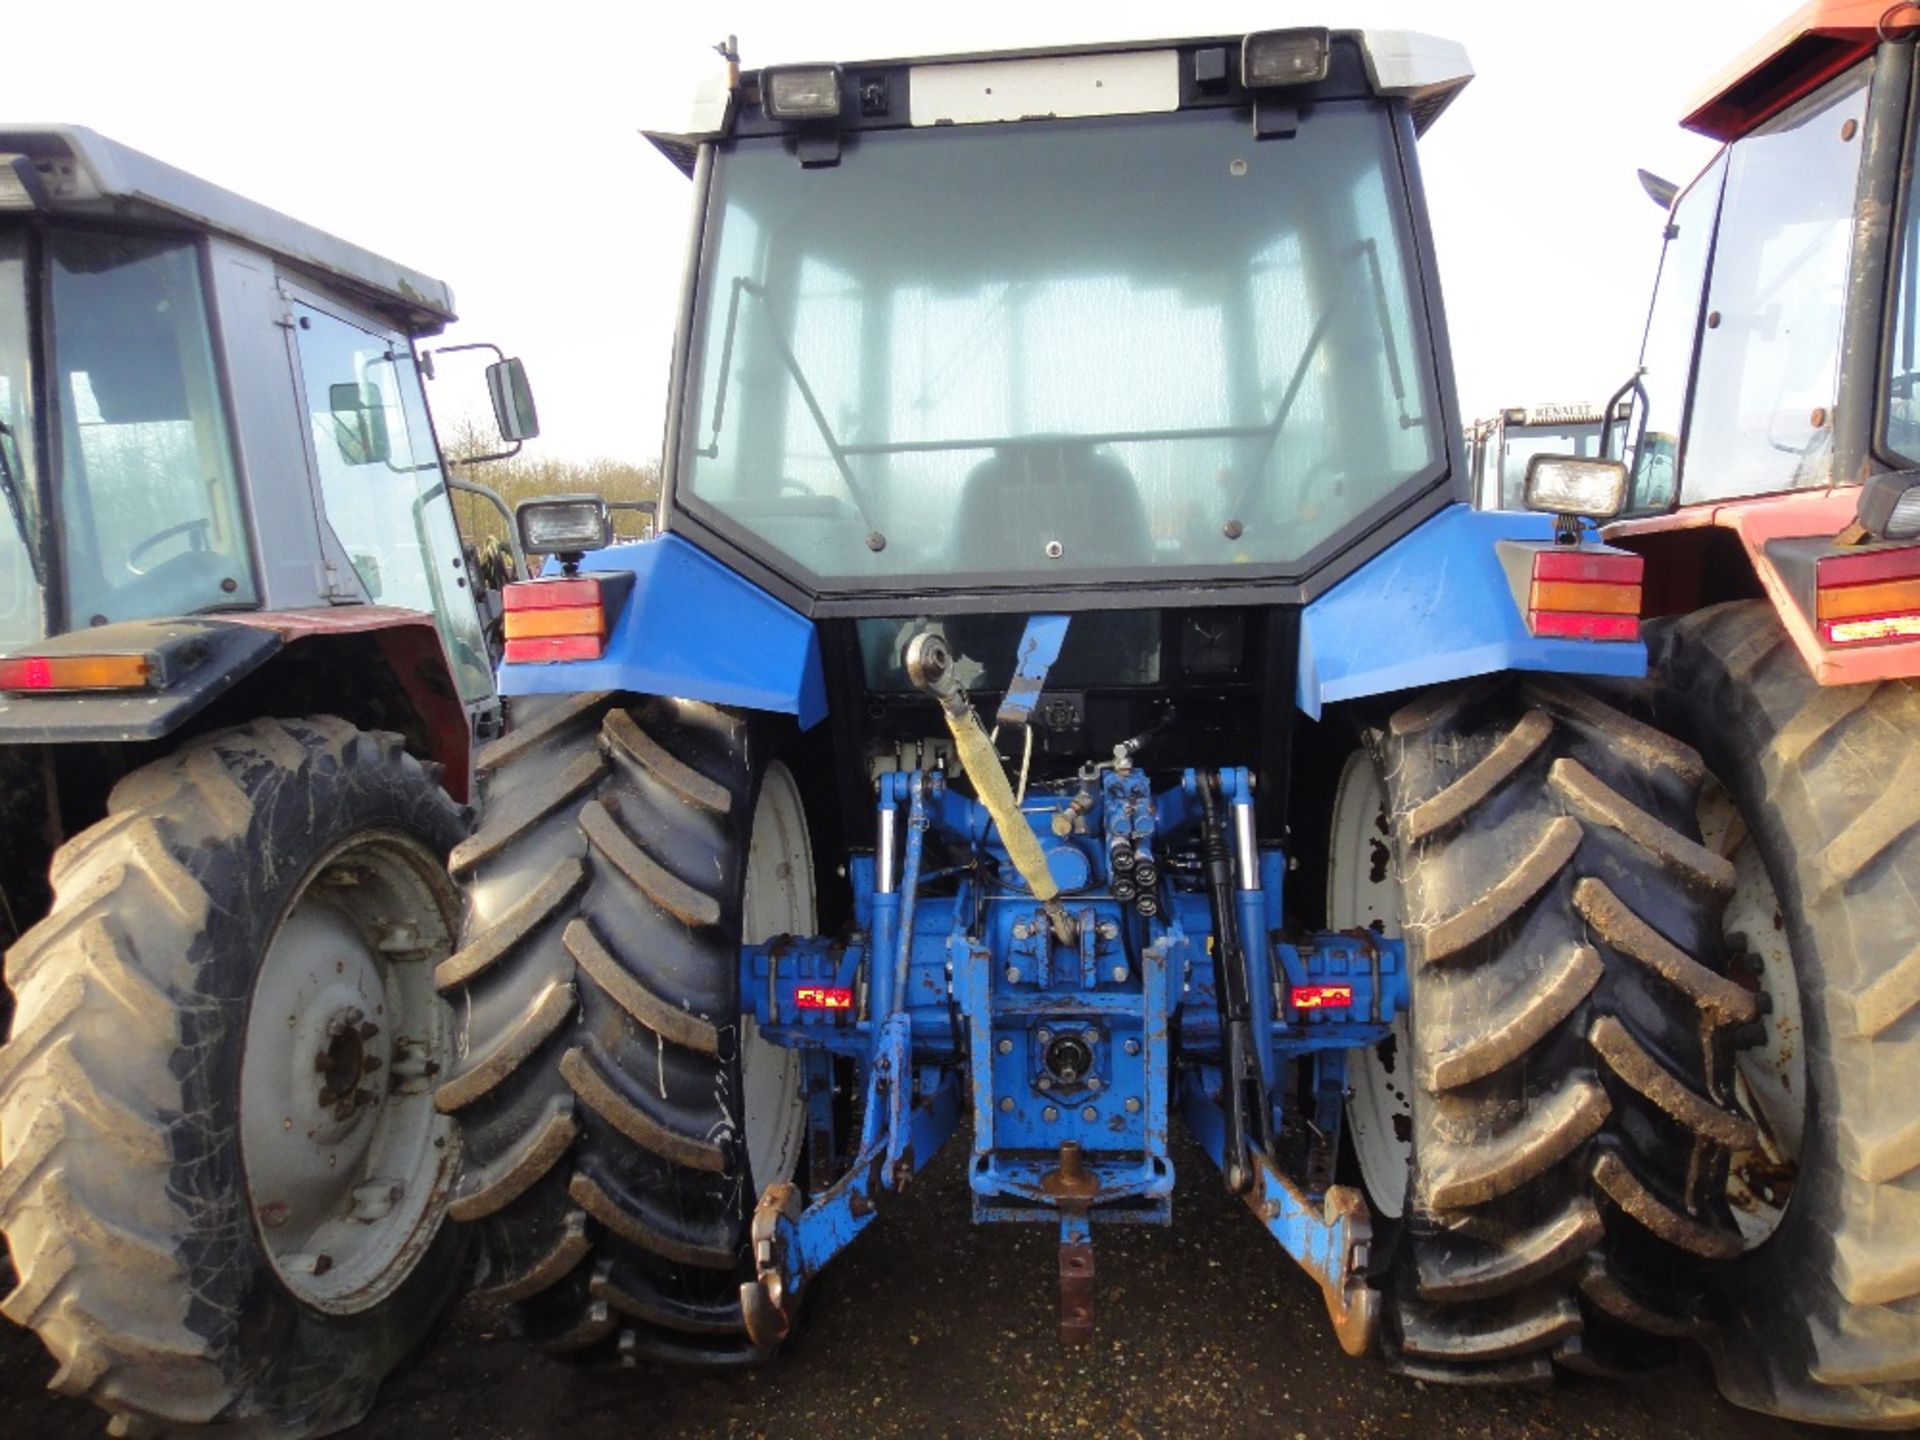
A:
[764,65,844,120]
[516,495,612,556]
[1524,455,1630,521]
[1854,468,1920,543]
[1241,29,1331,88]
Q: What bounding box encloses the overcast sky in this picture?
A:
[6,1,1782,461]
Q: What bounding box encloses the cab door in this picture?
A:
[282,285,497,719]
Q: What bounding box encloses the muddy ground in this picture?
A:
[1,1135,1835,1438]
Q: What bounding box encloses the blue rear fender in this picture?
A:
[497,507,1642,727]
[497,534,828,729]
[1295,504,1647,719]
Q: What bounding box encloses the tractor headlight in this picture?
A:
[763,66,843,121]
[517,495,611,555]
[1524,455,1629,521]
[1241,29,1331,89]
[1854,468,1920,542]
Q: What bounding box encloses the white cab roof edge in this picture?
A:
[0,124,458,331]
[643,28,1473,173]
[1358,31,1474,132]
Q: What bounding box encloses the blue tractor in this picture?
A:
[439,28,1752,1391]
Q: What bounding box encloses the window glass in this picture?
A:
[1682,69,1868,502]
[1884,112,1920,461]
[0,230,41,648]
[292,303,491,700]
[1627,156,1726,512]
[49,231,253,627]
[683,104,1442,583]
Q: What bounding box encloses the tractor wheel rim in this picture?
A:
[239,830,458,1314]
[742,761,812,1192]
[1328,750,1411,1221]
[1699,779,1805,1246]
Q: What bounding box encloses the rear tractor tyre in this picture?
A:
[1331,677,1754,1384]
[0,717,468,1437]
[1648,600,1920,1428]
[436,694,811,1366]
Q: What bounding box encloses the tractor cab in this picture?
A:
[1600,3,1920,683]
[670,44,1447,600]
[0,129,549,1440]
[0,127,535,756]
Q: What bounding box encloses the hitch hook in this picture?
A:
[740,1182,804,1350]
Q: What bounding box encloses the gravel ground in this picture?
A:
[0,1134,1842,1439]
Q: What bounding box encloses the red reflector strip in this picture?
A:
[1290,984,1353,1010]
[1818,545,1920,590]
[0,654,154,692]
[1531,550,1644,585]
[503,634,605,664]
[504,578,605,611]
[1530,611,1640,641]
[0,657,53,690]
[795,986,854,1011]
[1822,612,1920,646]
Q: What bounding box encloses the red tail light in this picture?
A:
[0,653,154,692]
[502,578,610,664]
[1817,546,1920,646]
[1290,984,1353,1011]
[1526,549,1642,641]
[795,986,854,1011]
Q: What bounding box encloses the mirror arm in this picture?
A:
[447,439,524,468]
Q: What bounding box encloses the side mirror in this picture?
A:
[486,358,540,443]
[1524,454,1630,522]
[1637,168,1678,211]
[328,382,391,466]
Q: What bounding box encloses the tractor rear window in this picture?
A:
[680,103,1443,588]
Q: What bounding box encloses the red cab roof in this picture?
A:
[1683,0,1904,140]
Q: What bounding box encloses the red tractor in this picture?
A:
[1594,3,1920,1425]
[0,127,535,1436]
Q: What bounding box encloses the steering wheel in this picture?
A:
[128,518,213,576]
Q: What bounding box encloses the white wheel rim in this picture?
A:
[741,761,813,1191]
[1699,780,1806,1246]
[1328,750,1412,1221]
[239,831,457,1313]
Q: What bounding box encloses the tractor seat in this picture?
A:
[953,442,1150,572]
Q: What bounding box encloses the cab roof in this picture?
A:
[643,29,1472,176]
[1683,0,1892,141]
[0,124,457,332]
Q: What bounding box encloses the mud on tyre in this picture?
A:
[1333,676,1756,1383]
[435,693,810,1365]
[0,717,468,1438]
[1647,600,1920,1428]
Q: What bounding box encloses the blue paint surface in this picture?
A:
[994,612,1072,726]
[1297,504,1647,719]
[498,534,828,729]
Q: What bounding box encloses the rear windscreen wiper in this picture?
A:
[0,419,42,584]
